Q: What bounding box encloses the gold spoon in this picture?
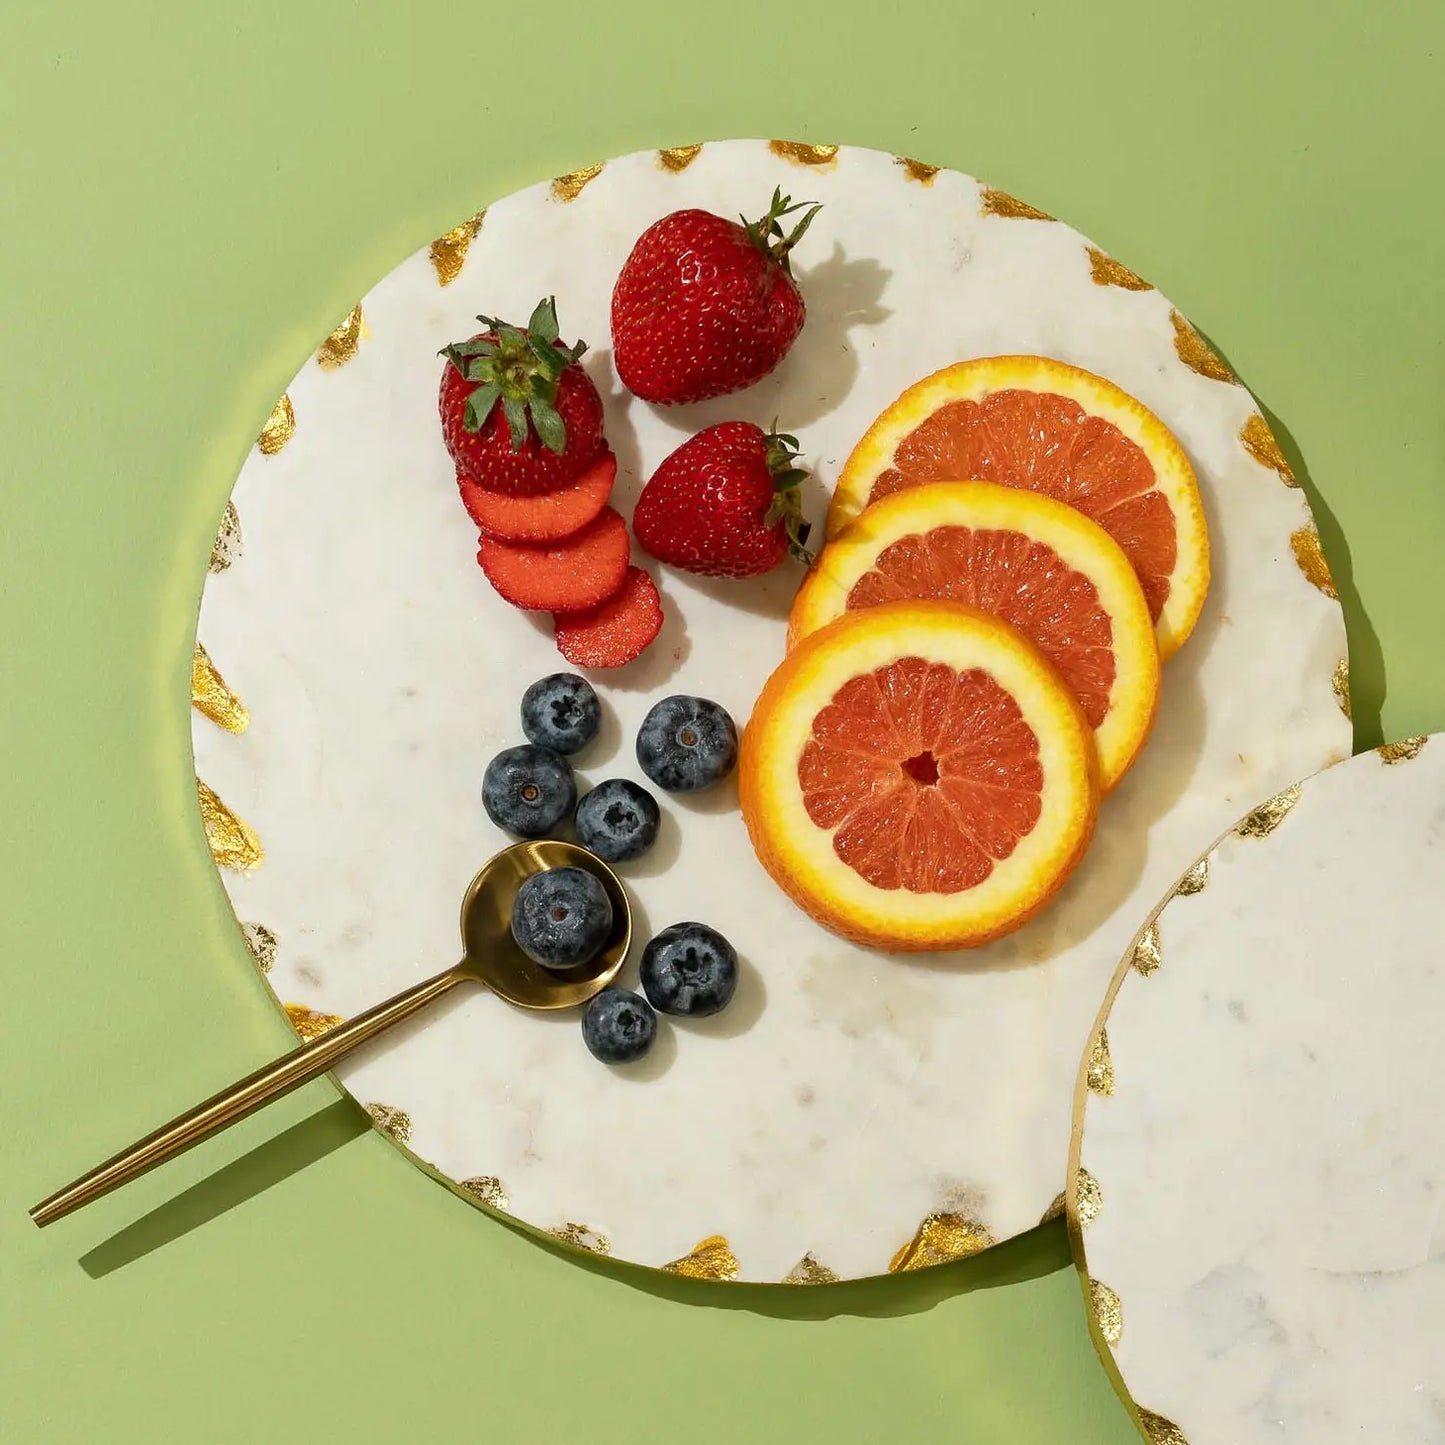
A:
[31,840,630,1228]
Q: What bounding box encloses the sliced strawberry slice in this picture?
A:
[478,506,631,612]
[554,566,664,668]
[460,447,616,544]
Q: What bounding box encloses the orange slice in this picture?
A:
[790,482,1160,791]
[830,356,1209,659]
[740,600,1099,951]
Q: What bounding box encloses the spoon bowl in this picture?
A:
[461,839,630,1008]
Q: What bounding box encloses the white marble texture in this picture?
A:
[1076,739,1445,1441]
[191,141,1350,1280]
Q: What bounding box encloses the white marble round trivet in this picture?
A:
[1069,736,1442,1441]
[191,139,1350,1282]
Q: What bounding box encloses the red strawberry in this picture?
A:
[459,447,616,544]
[439,296,604,496]
[554,567,664,669]
[477,506,630,612]
[611,190,821,405]
[633,422,813,579]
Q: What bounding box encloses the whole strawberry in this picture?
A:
[439,297,604,496]
[611,191,821,406]
[633,422,813,579]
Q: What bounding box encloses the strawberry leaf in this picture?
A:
[464,382,502,432]
[529,396,567,454]
[528,333,569,378]
[501,394,529,450]
[528,296,560,345]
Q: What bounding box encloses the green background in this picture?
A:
[4,2,1442,1440]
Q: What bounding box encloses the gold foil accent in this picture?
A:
[1046,1165,1104,1226]
[458,1175,509,1210]
[768,140,839,167]
[365,1103,412,1145]
[550,1222,611,1255]
[1131,920,1162,977]
[662,1235,740,1281]
[428,210,485,286]
[1170,310,1234,383]
[1378,736,1428,765]
[657,144,703,173]
[1086,247,1151,291]
[1090,1277,1123,1344]
[550,164,604,201]
[316,304,365,369]
[242,922,276,974]
[1087,1028,1115,1096]
[1240,413,1298,487]
[197,778,263,870]
[1137,1407,1190,1444]
[191,643,249,734]
[257,394,295,454]
[1175,857,1209,897]
[284,1004,344,1041]
[209,501,242,573]
[980,187,1052,221]
[1234,783,1302,840]
[895,156,941,185]
[1290,525,1337,598]
[784,1253,838,1285]
[889,1212,995,1272]
[1332,659,1352,720]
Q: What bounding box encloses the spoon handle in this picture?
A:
[31,963,472,1228]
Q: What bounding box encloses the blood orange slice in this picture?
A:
[790,482,1159,791]
[740,600,1098,951]
[830,356,1209,659]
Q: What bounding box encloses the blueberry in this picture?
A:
[635,695,738,793]
[483,744,576,837]
[639,922,738,1017]
[521,673,601,755]
[581,988,657,1064]
[511,866,613,969]
[575,779,661,863]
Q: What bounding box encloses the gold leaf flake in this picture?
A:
[662,1235,740,1281]
[256,394,295,455]
[316,304,365,369]
[783,1253,838,1285]
[1137,1407,1190,1444]
[1170,310,1234,383]
[197,778,263,870]
[889,1212,995,1272]
[242,922,276,974]
[1131,920,1161,977]
[1378,736,1428,765]
[428,210,485,286]
[550,163,604,201]
[458,1175,509,1211]
[980,187,1052,221]
[191,643,249,734]
[1087,1027,1115,1096]
[1086,247,1151,290]
[365,1103,412,1145]
[1175,857,1209,897]
[1332,659,1352,720]
[1290,525,1337,598]
[1240,413,1298,487]
[657,144,703,173]
[768,140,839,167]
[209,500,242,572]
[1234,783,1302,840]
[284,1004,344,1042]
[895,155,941,185]
[1090,1277,1123,1344]
[1046,1166,1105,1226]
[550,1222,611,1255]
